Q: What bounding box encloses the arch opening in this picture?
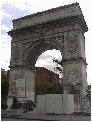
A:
[24,41,64,100]
[35,49,63,78]
[35,49,63,97]
[25,41,63,71]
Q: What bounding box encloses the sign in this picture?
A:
[16,79,25,88]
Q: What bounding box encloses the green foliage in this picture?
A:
[1,72,9,96]
[53,82,63,94]
[1,81,9,96]
[11,97,19,109]
[35,80,63,95]
[35,80,54,95]
[1,104,8,109]
[35,80,40,95]
[1,72,9,83]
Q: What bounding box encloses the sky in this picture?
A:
[1,0,92,84]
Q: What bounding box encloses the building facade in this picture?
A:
[35,67,59,84]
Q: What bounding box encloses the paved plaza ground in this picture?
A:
[1,113,91,121]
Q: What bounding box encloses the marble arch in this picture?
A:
[7,3,88,107]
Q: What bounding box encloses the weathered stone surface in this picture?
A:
[12,45,20,63]
[7,3,88,107]
[12,3,87,31]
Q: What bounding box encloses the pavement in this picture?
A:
[1,112,91,121]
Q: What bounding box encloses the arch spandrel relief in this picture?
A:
[22,36,64,67]
[24,42,56,68]
[11,45,21,64]
[66,35,79,57]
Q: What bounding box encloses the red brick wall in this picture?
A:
[35,67,59,84]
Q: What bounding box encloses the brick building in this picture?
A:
[35,67,59,84]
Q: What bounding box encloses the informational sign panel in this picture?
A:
[16,79,26,97]
[16,79,25,88]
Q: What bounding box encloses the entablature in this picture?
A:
[11,3,87,32]
[8,16,86,43]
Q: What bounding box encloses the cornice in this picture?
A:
[62,57,88,66]
[12,2,79,22]
[9,2,88,32]
[8,15,87,37]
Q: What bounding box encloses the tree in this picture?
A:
[35,80,63,95]
[1,71,9,97]
[53,81,63,94]
[35,80,40,95]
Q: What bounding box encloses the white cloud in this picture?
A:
[1,43,11,71]
[1,24,10,31]
[1,34,11,45]
[1,34,11,71]
[10,25,13,29]
[45,58,52,62]
[1,10,12,19]
[35,50,62,68]
[35,59,53,67]
[45,49,62,60]
[4,60,10,63]
[1,1,35,13]
[25,1,64,14]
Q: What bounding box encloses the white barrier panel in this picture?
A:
[37,94,74,114]
[36,95,45,113]
[45,94,63,114]
[63,94,74,114]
